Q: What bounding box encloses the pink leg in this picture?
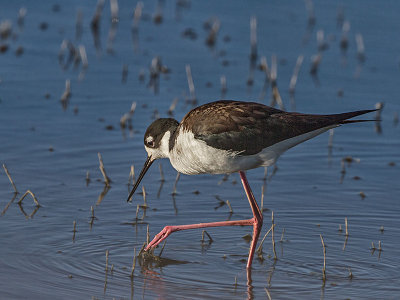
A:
[239,171,263,269]
[145,171,263,269]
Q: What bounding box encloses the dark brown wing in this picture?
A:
[179,100,374,155]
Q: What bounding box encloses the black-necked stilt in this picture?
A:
[127,100,374,269]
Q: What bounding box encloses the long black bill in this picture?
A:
[127,156,154,202]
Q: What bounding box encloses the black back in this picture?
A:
[177,100,374,155]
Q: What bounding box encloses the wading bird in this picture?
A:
[127,100,374,269]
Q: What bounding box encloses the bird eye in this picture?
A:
[147,140,155,147]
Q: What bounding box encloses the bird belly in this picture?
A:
[169,130,262,175]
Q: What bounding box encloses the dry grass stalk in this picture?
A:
[355,33,365,62]
[272,211,277,260]
[17,7,27,29]
[135,204,139,220]
[265,287,272,300]
[205,17,220,47]
[185,64,196,103]
[269,55,285,111]
[289,55,304,94]
[328,128,334,149]
[130,247,136,278]
[345,217,349,236]
[159,240,167,256]
[280,228,285,242]
[142,185,147,207]
[261,183,265,212]
[146,224,150,245]
[1,193,18,216]
[18,190,40,206]
[105,250,109,272]
[2,164,18,193]
[226,200,233,213]
[348,267,353,279]
[98,152,111,186]
[220,75,227,98]
[320,234,326,282]
[168,97,179,115]
[129,165,135,185]
[256,223,276,254]
[78,45,88,69]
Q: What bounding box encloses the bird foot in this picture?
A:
[145,225,174,251]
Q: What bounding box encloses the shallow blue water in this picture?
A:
[0,1,399,299]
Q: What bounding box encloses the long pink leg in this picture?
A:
[145,171,263,269]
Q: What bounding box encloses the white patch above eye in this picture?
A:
[146,136,154,143]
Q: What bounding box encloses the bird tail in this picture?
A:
[332,109,378,124]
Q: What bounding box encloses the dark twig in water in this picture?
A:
[98,152,111,186]
[172,172,180,195]
[60,79,71,111]
[205,17,220,47]
[153,0,164,24]
[86,171,90,186]
[72,220,77,241]
[158,163,165,182]
[201,230,214,243]
[121,64,128,84]
[91,0,104,52]
[2,164,18,193]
